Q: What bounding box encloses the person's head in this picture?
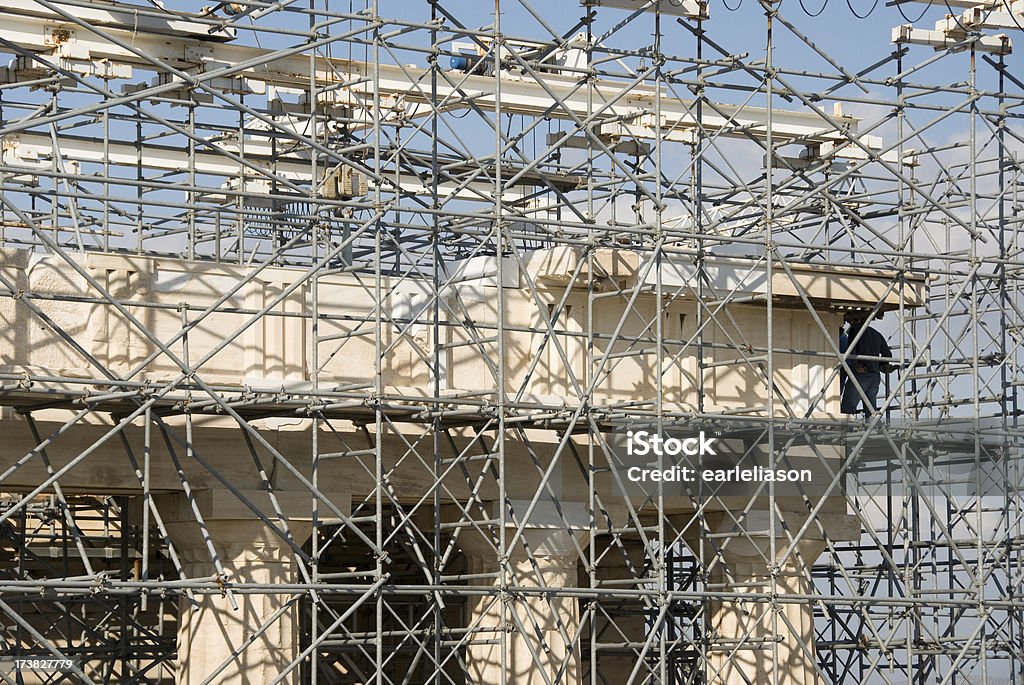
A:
[844,312,867,328]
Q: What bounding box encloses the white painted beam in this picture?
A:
[0,0,876,149]
[581,0,709,19]
[0,131,547,203]
[1,0,234,41]
[890,0,1000,9]
[892,23,1013,53]
[950,6,1024,31]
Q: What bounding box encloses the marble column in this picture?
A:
[686,510,859,685]
[158,490,327,685]
[589,535,650,685]
[455,501,590,685]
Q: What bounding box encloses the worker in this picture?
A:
[840,313,893,417]
[838,324,849,396]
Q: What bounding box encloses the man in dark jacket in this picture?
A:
[840,314,893,417]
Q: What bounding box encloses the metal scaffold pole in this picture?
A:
[0,0,1022,683]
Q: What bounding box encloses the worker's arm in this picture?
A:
[880,333,894,373]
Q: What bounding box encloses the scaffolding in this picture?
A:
[0,0,1023,683]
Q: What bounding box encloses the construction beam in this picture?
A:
[0,0,880,149]
[945,6,1024,32]
[0,131,566,203]
[892,23,1013,54]
[581,0,709,20]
